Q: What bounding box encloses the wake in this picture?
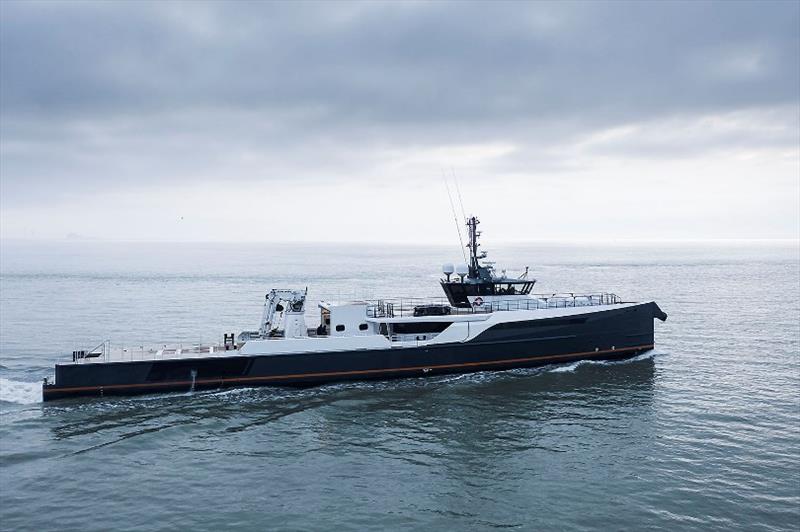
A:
[0,378,43,405]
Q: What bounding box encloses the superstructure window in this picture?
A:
[392,322,451,334]
[522,282,533,294]
[495,282,533,295]
[478,284,496,296]
[335,325,345,332]
[358,323,368,331]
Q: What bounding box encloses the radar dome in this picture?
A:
[455,263,469,276]
[442,263,455,275]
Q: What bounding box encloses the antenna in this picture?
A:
[451,167,468,223]
[443,172,468,264]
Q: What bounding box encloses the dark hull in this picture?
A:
[43,302,666,401]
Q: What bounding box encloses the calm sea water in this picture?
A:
[1,240,798,531]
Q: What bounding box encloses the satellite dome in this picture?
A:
[455,263,469,276]
[442,263,455,275]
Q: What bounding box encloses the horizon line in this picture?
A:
[2,237,799,246]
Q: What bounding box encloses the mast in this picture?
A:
[466,216,485,278]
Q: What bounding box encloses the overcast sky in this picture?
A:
[1,0,798,243]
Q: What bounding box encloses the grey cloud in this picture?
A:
[1,0,798,203]
[3,1,796,118]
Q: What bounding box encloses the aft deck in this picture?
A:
[67,341,244,364]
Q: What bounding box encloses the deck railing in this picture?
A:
[69,340,222,364]
[71,340,110,362]
[366,293,621,318]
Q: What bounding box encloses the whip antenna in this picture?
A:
[452,167,468,223]
[443,172,468,263]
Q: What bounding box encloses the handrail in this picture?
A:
[365,293,621,318]
[72,339,110,363]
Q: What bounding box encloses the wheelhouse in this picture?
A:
[440,279,534,307]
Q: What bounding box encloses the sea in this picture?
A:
[1,240,798,531]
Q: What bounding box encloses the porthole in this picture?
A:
[358,323,368,331]
[335,325,345,332]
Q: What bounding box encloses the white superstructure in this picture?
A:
[70,291,630,364]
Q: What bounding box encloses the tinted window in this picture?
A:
[335,325,345,332]
[393,322,451,334]
[521,283,533,294]
[358,323,368,331]
[478,283,496,296]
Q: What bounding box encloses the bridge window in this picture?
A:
[358,323,368,331]
[335,325,345,332]
[477,284,496,296]
[521,282,533,294]
[495,284,517,295]
[493,282,534,295]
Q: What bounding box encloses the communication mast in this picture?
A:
[466,216,487,279]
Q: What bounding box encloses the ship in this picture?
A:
[42,216,667,401]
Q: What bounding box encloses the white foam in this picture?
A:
[0,378,43,405]
[549,360,590,373]
[547,351,657,374]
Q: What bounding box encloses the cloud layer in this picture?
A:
[1,1,798,241]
